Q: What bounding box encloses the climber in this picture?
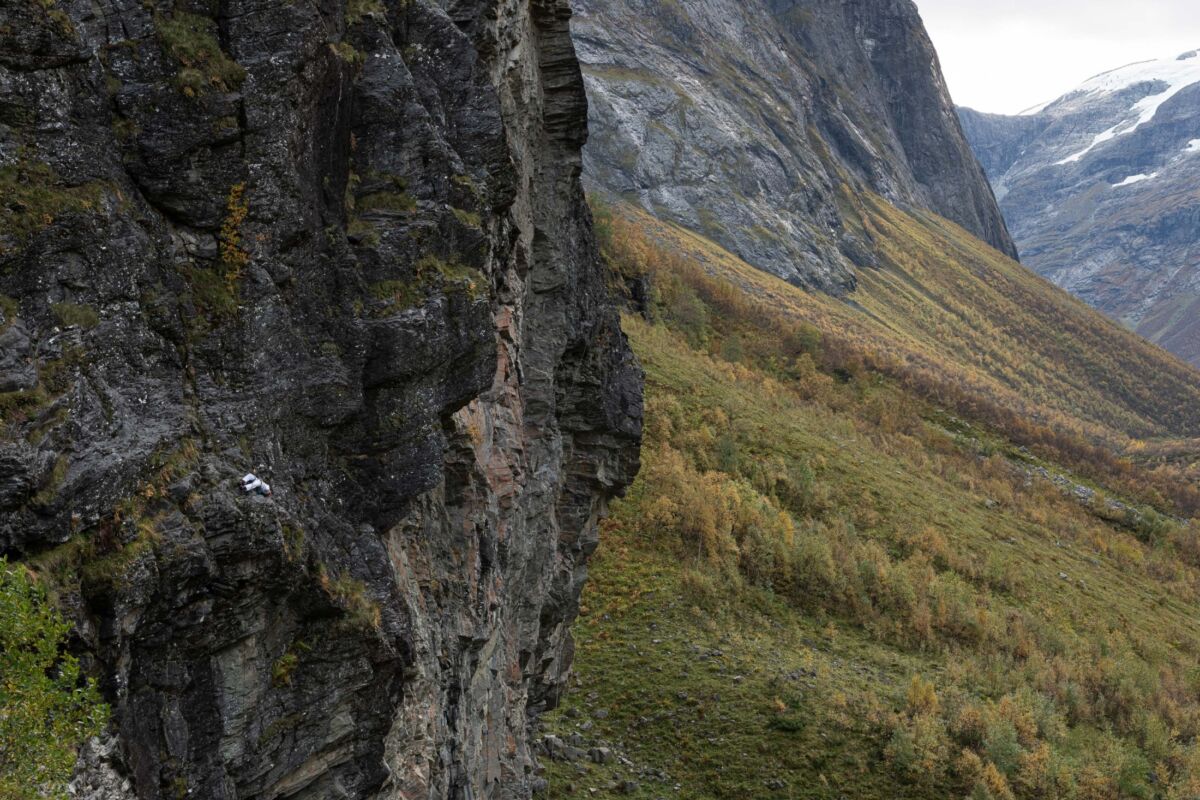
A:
[240,473,272,497]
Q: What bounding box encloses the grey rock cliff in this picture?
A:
[572,0,1017,294]
[0,0,641,798]
[959,51,1200,366]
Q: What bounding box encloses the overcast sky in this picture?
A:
[914,0,1200,114]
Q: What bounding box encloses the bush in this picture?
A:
[317,565,382,631]
[0,559,108,799]
[885,710,950,780]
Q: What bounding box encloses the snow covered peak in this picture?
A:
[1074,51,1200,96]
[1048,49,1200,164]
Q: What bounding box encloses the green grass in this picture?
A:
[317,565,381,631]
[544,529,951,799]
[0,161,104,254]
[599,199,1200,517]
[357,191,416,215]
[29,454,67,508]
[25,440,199,600]
[51,301,98,329]
[329,41,364,67]
[183,265,239,320]
[343,174,417,243]
[368,255,486,314]
[451,207,482,228]
[0,295,18,329]
[346,0,385,23]
[369,278,424,311]
[155,11,246,96]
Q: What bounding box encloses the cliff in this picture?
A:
[959,51,1200,366]
[0,0,641,798]
[572,0,1017,294]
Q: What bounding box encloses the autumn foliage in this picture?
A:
[595,194,1200,799]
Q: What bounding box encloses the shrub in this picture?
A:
[271,652,299,687]
[885,710,950,780]
[317,565,381,631]
[219,182,249,291]
[982,717,1022,778]
[156,12,246,96]
[905,675,939,717]
[0,559,108,799]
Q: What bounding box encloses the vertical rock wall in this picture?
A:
[0,0,641,797]
[573,0,1017,293]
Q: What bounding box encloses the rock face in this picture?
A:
[959,51,1200,366]
[572,0,1017,294]
[0,0,641,798]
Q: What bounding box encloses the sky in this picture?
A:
[914,0,1200,114]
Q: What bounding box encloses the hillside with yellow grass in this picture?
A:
[539,196,1200,800]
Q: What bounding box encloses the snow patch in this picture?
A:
[1053,51,1200,164]
[1075,53,1200,95]
[1113,172,1158,188]
[1058,125,1122,164]
[1019,97,1054,116]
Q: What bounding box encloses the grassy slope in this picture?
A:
[621,195,1200,445]
[1138,293,1200,367]
[539,199,1200,799]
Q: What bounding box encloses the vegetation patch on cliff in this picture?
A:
[0,559,109,800]
[368,255,485,314]
[155,11,246,96]
[0,160,104,257]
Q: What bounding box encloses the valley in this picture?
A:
[539,198,1200,798]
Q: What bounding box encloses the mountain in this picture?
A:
[959,51,1200,365]
[571,0,1017,295]
[0,1,639,798]
[9,0,1200,797]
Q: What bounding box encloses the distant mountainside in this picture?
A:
[960,51,1200,365]
[571,0,1017,294]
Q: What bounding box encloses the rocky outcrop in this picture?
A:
[0,0,641,798]
[572,0,1017,294]
[959,51,1200,366]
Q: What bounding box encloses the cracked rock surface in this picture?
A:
[0,0,642,797]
